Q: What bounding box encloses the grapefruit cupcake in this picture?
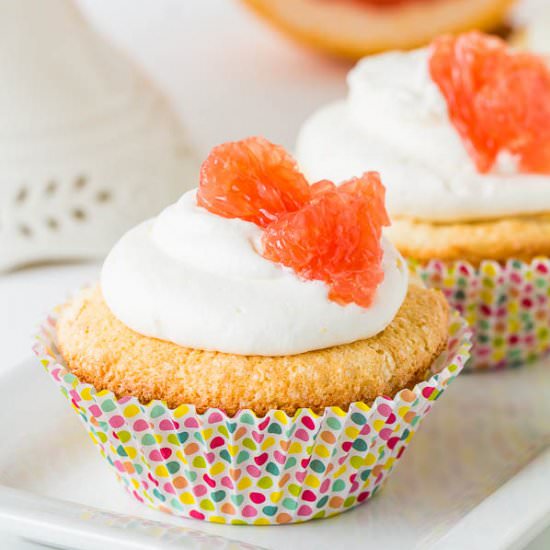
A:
[296,31,550,369]
[36,138,470,524]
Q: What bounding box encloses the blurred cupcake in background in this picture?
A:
[296,31,550,369]
[240,0,516,58]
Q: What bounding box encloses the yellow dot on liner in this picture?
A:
[273,411,288,424]
[443,277,455,288]
[175,451,187,463]
[364,453,376,466]
[81,387,93,401]
[123,404,140,418]
[332,407,347,418]
[210,462,225,476]
[482,263,497,277]
[237,477,252,491]
[155,465,169,478]
[210,516,226,524]
[254,518,270,526]
[288,442,302,454]
[131,479,140,489]
[315,445,330,458]
[261,437,275,450]
[227,445,239,457]
[124,447,137,460]
[345,427,359,439]
[173,405,190,418]
[271,491,283,503]
[305,475,320,488]
[202,428,213,440]
[179,492,195,505]
[334,465,347,478]
[384,457,396,470]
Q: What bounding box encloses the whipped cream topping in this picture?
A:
[101,190,408,356]
[296,49,550,222]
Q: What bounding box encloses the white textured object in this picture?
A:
[0,0,198,272]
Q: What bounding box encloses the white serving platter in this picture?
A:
[0,357,549,550]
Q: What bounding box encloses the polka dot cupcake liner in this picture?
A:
[410,258,550,370]
[34,313,470,525]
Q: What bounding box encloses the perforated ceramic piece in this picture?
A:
[0,0,198,271]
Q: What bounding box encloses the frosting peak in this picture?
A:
[101,189,408,356]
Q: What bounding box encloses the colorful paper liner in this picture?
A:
[409,257,550,370]
[34,313,470,526]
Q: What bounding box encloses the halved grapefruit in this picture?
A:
[241,0,516,58]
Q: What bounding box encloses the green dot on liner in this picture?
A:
[309,459,325,473]
[332,479,345,492]
[166,461,180,474]
[316,495,329,508]
[192,456,206,468]
[150,405,165,418]
[240,413,254,425]
[267,423,282,434]
[288,483,301,497]
[141,434,156,446]
[326,418,341,430]
[266,462,280,476]
[211,490,226,502]
[257,476,273,489]
[280,497,297,511]
[101,399,116,413]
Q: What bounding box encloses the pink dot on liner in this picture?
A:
[133,419,149,432]
[242,505,258,518]
[297,505,313,517]
[246,465,261,478]
[208,412,223,424]
[89,405,102,418]
[250,492,266,504]
[193,485,207,497]
[164,483,175,494]
[189,510,205,520]
[377,403,392,417]
[109,415,124,428]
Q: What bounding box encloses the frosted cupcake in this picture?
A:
[37,138,470,524]
[297,32,550,369]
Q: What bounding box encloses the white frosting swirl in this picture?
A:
[296,49,550,222]
[101,190,408,356]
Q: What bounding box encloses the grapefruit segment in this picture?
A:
[261,172,389,307]
[197,136,310,227]
[429,31,550,174]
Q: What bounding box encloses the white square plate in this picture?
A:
[0,358,549,550]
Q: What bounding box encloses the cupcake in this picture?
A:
[296,31,550,370]
[36,137,470,524]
